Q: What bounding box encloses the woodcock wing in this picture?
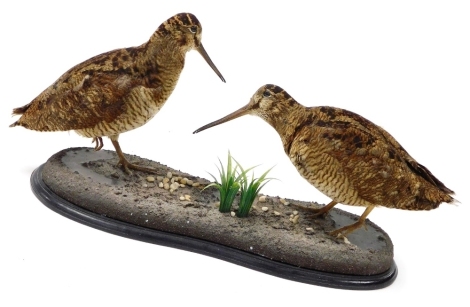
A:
[194,84,455,237]
[10,13,225,174]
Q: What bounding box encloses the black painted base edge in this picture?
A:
[31,164,397,290]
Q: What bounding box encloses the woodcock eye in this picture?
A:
[263,91,271,97]
[190,26,197,33]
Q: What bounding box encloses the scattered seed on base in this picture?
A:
[293,210,298,216]
[306,227,314,231]
[273,211,281,216]
[180,178,187,185]
[163,178,170,184]
[142,183,148,188]
[179,196,186,201]
[192,182,200,187]
[158,182,164,188]
[186,179,193,185]
[280,198,290,206]
[166,172,172,179]
[163,183,170,190]
[231,211,236,217]
[184,195,191,201]
[292,215,299,224]
[261,206,269,212]
[146,176,155,183]
[259,195,267,202]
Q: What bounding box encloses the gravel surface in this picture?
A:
[41,147,394,275]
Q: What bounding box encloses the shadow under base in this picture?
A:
[31,147,397,290]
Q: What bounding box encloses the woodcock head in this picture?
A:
[156,13,225,82]
[193,84,295,133]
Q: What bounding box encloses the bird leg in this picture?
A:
[111,140,158,175]
[329,206,375,237]
[92,137,104,151]
[308,201,338,217]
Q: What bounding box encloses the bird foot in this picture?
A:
[117,159,159,175]
[307,201,337,218]
[311,209,328,218]
[328,220,366,238]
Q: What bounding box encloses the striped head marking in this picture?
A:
[193,84,297,134]
[249,84,295,118]
[155,13,225,82]
[158,13,202,50]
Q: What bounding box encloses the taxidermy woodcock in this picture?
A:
[10,13,225,174]
[194,84,455,237]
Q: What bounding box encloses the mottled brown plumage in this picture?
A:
[10,13,225,174]
[194,84,455,237]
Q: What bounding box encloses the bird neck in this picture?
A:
[137,35,186,90]
[264,103,310,155]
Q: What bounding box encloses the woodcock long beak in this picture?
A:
[197,44,225,83]
[193,102,251,134]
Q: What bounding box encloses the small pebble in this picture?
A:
[192,182,200,187]
[273,211,281,216]
[184,195,191,201]
[179,184,185,188]
[261,206,269,212]
[180,178,187,185]
[158,182,164,188]
[280,198,290,206]
[166,172,172,179]
[142,183,148,188]
[230,211,236,217]
[186,179,194,185]
[170,182,179,190]
[163,183,170,190]
[163,178,170,184]
[293,210,298,216]
[259,195,267,202]
[156,176,164,182]
[179,196,186,201]
[146,176,155,183]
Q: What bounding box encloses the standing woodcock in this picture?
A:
[194,84,455,237]
[10,13,225,174]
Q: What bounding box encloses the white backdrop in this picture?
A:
[1,1,469,306]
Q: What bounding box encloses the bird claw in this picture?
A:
[328,229,344,238]
[311,211,328,218]
[92,137,104,151]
